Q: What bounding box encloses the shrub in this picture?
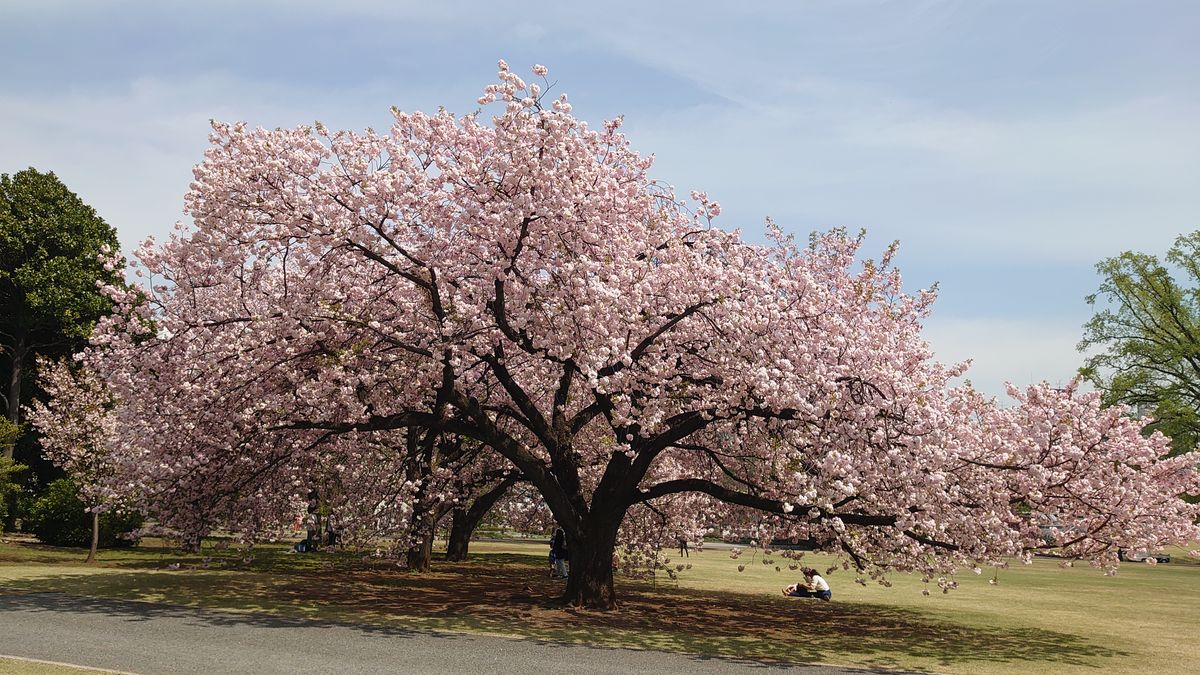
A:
[25,478,142,548]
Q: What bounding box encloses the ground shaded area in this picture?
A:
[0,538,1134,673]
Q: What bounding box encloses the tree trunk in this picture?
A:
[405,526,436,572]
[445,476,517,562]
[444,508,472,562]
[404,501,450,572]
[3,332,26,461]
[562,515,621,609]
[85,510,99,564]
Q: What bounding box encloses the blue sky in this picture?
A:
[3,0,1198,398]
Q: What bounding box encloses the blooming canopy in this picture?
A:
[54,61,1200,608]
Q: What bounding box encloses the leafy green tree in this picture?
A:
[0,460,24,525]
[1079,231,1200,455]
[0,168,122,466]
[0,417,18,455]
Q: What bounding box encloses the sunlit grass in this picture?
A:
[1,535,1197,674]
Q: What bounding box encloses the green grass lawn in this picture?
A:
[1,535,1197,674]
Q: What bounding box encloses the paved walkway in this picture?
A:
[0,592,896,674]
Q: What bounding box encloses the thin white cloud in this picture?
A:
[618,80,1199,264]
[922,316,1089,399]
[0,72,416,251]
[557,1,1200,263]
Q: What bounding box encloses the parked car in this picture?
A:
[1118,548,1171,563]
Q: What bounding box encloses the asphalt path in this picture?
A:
[0,592,898,675]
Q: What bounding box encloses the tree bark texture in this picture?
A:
[85,510,99,564]
[405,526,436,572]
[561,513,622,609]
[444,508,472,562]
[3,332,26,460]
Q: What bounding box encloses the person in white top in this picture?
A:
[782,567,832,601]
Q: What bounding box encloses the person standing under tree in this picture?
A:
[550,527,569,579]
[325,510,341,549]
[677,535,689,557]
[304,489,321,551]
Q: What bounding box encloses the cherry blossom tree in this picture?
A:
[75,61,1199,609]
[490,481,557,539]
[391,433,519,571]
[443,458,521,562]
[28,360,120,562]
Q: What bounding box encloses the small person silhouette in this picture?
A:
[550,527,569,579]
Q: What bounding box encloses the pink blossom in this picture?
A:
[51,62,1200,604]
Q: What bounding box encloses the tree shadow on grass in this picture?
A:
[0,592,899,675]
[0,548,1128,673]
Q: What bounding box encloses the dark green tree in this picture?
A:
[0,168,122,472]
[1079,231,1200,455]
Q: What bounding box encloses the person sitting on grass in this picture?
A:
[782,567,832,601]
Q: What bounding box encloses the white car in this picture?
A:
[1119,549,1171,563]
